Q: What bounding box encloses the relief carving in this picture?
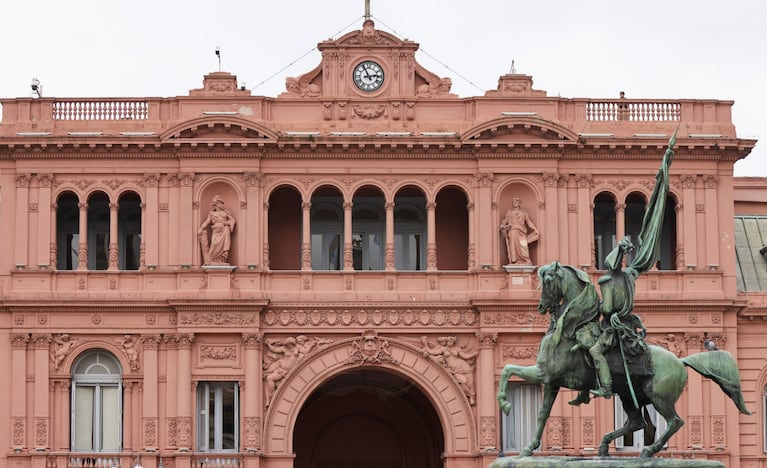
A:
[144,418,158,448]
[421,336,477,404]
[351,104,386,119]
[263,335,332,405]
[345,330,399,366]
[244,416,261,449]
[199,195,236,266]
[415,63,453,98]
[482,311,547,327]
[51,333,77,371]
[121,334,141,372]
[200,345,237,361]
[480,416,496,449]
[263,307,476,327]
[12,417,25,447]
[179,312,258,326]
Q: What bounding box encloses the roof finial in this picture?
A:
[365,0,371,20]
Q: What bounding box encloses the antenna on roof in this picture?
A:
[364,0,371,20]
[215,46,221,72]
[509,60,516,74]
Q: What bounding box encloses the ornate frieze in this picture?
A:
[263,307,477,327]
[179,312,258,326]
[482,310,547,327]
[501,344,538,360]
[480,416,496,449]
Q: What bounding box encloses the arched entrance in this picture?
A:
[293,369,444,468]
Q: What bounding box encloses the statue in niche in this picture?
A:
[421,336,478,405]
[500,197,539,265]
[198,195,236,265]
[51,333,76,371]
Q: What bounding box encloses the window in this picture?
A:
[394,201,426,271]
[593,192,616,269]
[71,350,123,452]
[311,200,343,270]
[501,383,541,452]
[118,192,142,270]
[614,396,667,451]
[197,382,239,452]
[352,202,384,270]
[87,192,110,270]
[56,192,80,270]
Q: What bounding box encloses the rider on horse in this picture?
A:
[589,237,648,398]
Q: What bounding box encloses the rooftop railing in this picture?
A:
[585,99,681,122]
[53,99,149,121]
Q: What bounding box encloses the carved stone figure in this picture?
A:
[415,63,454,98]
[122,334,140,371]
[51,333,76,371]
[198,195,236,265]
[500,197,539,265]
[421,336,478,404]
[263,337,300,404]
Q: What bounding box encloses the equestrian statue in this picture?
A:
[496,130,752,458]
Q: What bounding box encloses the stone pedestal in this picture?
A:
[489,456,724,468]
[202,265,236,290]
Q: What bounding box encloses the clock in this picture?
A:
[353,60,385,92]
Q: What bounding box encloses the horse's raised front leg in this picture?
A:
[520,384,559,457]
[497,364,544,415]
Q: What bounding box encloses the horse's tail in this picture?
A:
[682,350,752,415]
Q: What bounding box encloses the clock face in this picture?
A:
[353,61,385,92]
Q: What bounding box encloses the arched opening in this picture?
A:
[394,186,427,271]
[593,192,617,269]
[352,185,385,270]
[310,185,344,270]
[658,194,678,270]
[56,191,80,270]
[624,192,647,265]
[435,186,469,270]
[87,191,110,270]
[293,369,444,468]
[71,349,123,452]
[268,186,302,270]
[117,191,141,270]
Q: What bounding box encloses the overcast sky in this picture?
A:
[1,0,763,175]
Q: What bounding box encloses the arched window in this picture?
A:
[394,187,426,271]
[118,192,141,270]
[593,192,617,269]
[71,350,123,452]
[56,192,80,270]
[311,200,343,270]
[351,193,385,270]
[87,192,110,270]
[624,192,646,265]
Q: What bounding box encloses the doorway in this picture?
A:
[293,369,444,468]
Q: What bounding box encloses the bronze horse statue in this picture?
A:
[497,261,752,458]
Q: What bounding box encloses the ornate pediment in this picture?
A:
[160,116,278,142]
[462,117,578,143]
[279,19,454,100]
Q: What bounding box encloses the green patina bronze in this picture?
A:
[496,130,751,459]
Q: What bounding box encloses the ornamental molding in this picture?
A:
[262,305,477,328]
[179,312,259,326]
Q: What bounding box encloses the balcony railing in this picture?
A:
[586,100,681,122]
[67,455,125,468]
[53,100,149,121]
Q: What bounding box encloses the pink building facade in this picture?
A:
[0,19,763,468]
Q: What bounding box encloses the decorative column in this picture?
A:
[675,203,685,270]
[143,334,161,450]
[10,333,29,451]
[475,332,498,451]
[108,202,119,270]
[615,203,626,243]
[681,175,698,269]
[123,381,133,451]
[37,174,53,268]
[343,201,354,271]
[703,175,720,269]
[176,333,194,451]
[243,172,261,268]
[558,175,571,265]
[56,381,70,451]
[32,334,52,450]
[142,173,160,268]
[50,202,58,268]
[475,173,495,267]
[77,202,88,270]
[301,202,312,270]
[242,333,263,451]
[177,173,195,267]
[385,201,395,271]
[262,202,270,270]
[426,201,437,271]
[542,173,560,261]
[15,174,32,268]
[575,175,592,269]
[466,202,475,269]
